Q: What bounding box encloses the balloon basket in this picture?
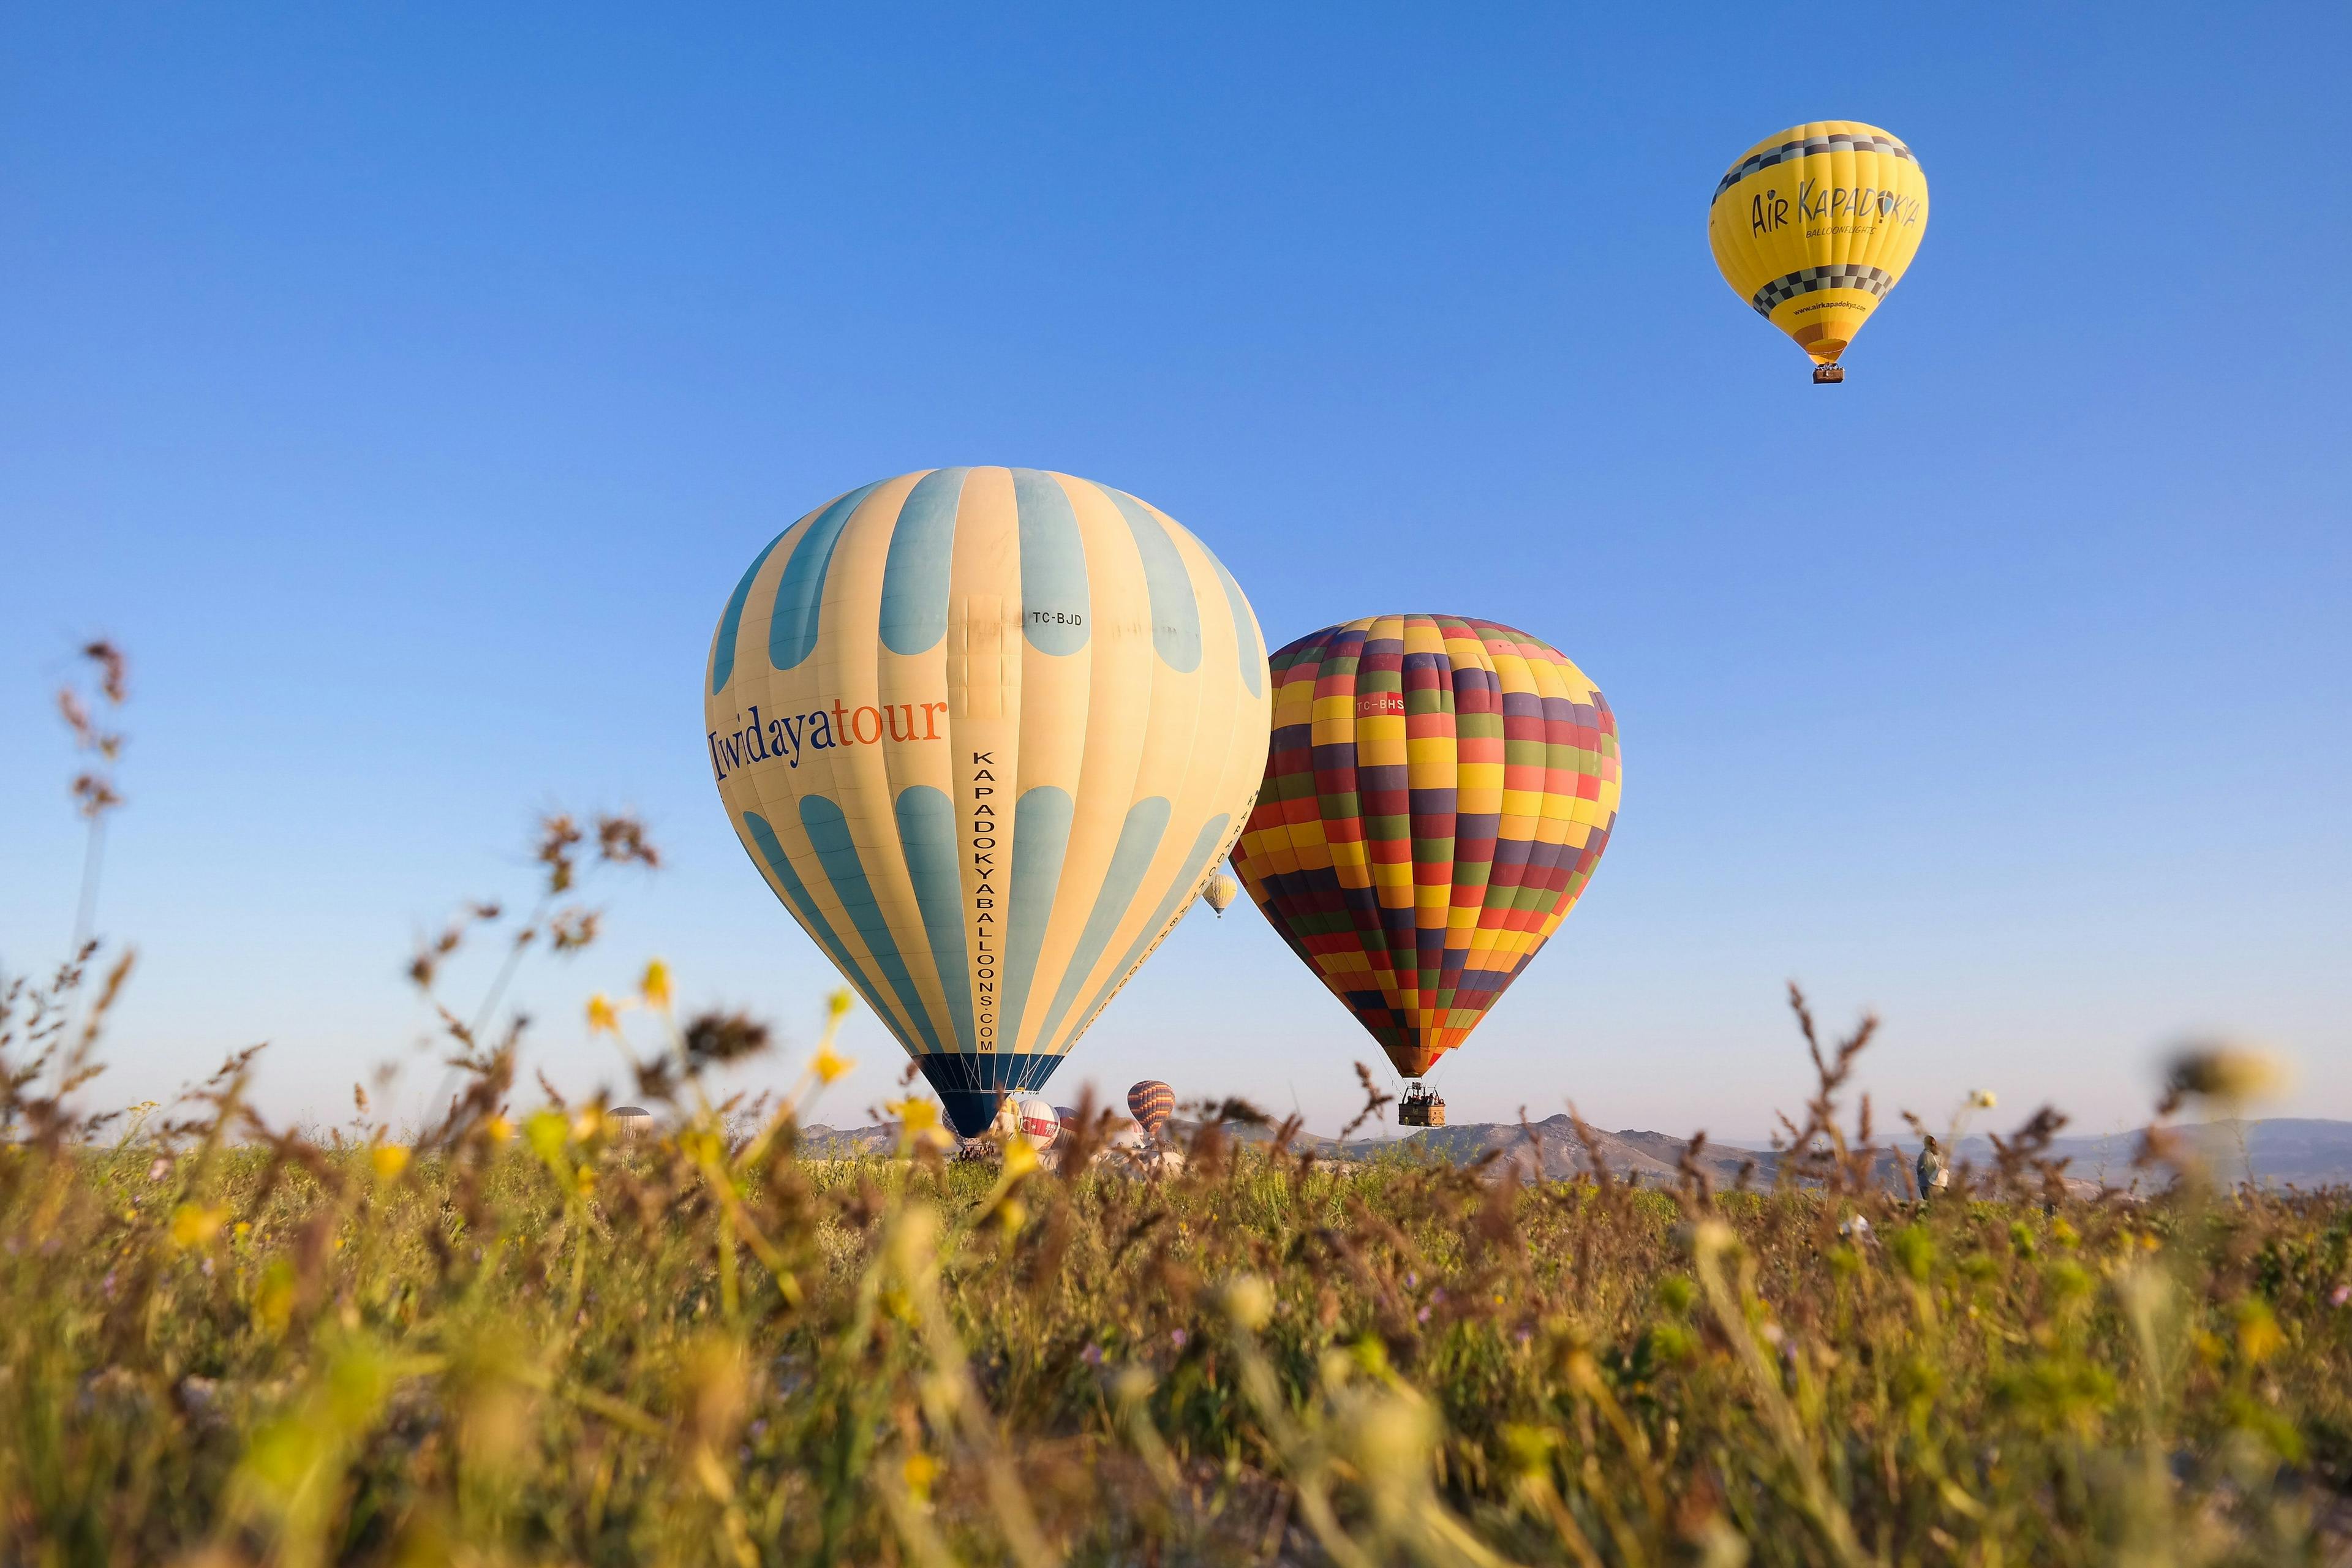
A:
[1398,1084,1447,1128]
[1812,365,1845,385]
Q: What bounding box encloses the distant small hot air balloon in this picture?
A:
[1708,120,1928,383]
[1230,615,1619,1086]
[1053,1104,1080,1138]
[704,469,1271,1138]
[1202,872,1238,916]
[1127,1079,1175,1143]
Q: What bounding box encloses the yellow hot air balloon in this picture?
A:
[1201,870,1238,916]
[705,469,1270,1137]
[1708,121,1928,382]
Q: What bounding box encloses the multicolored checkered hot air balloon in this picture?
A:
[705,469,1270,1138]
[1229,615,1620,1084]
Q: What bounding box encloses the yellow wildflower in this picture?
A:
[1000,1137,1039,1179]
[903,1450,939,1503]
[2237,1302,2284,1364]
[1971,1090,1998,1109]
[586,993,622,1034]
[254,1259,295,1335]
[526,1108,569,1162]
[812,1042,853,1085]
[372,1144,411,1183]
[640,959,673,1010]
[170,1202,229,1250]
[889,1097,951,1152]
[486,1114,514,1144]
[573,1107,603,1142]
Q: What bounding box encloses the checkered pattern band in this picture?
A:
[1750,264,1899,317]
[1713,131,1918,199]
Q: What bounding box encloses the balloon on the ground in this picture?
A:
[1708,121,1928,382]
[1202,871,1238,916]
[1127,1079,1174,1142]
[1006,1095,1060,1150]
[705,469,1270,1139]
[1229,615,1620,1081]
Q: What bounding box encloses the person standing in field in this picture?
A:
[1917,1134,1950,1203]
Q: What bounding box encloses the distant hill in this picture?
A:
[798,1123,902,1158]
[1340,1116,2352,1192]
[1335,1116,1762,1186]
[795,1116,2352,1189]
[1945,1119,2352,1190]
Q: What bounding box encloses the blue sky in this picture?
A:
[3,3,2346,1142]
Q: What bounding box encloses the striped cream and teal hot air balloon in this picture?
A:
[705,469,1270,1137]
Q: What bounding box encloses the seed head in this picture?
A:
[1221,1273,1274,1332]
[2165,1041,2288,1106]
[684,1009,771,1068]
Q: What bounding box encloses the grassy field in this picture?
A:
[9,651,2350,1566]
[4,976,2349,1566]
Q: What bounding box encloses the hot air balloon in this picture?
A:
[1126,1079,1175,1144]
[706,469,1270,1139]
[1229,615,1619,1096]
[1708,120,1928,383]
[1000,1094,1061,1152]
[1201,871,1238,916]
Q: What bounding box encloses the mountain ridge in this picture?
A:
[796,1116,2352,1188]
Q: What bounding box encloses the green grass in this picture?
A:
[3,1058,2348,1566]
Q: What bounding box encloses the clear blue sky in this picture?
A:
[4,4,2345,1142]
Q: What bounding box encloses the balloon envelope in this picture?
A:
[706,469,1270,1137]
[1707,121,1928,377]
[1005,1095,1060,1151]
[1230,615,1619,1079]
[1126,1079,1174,1141]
